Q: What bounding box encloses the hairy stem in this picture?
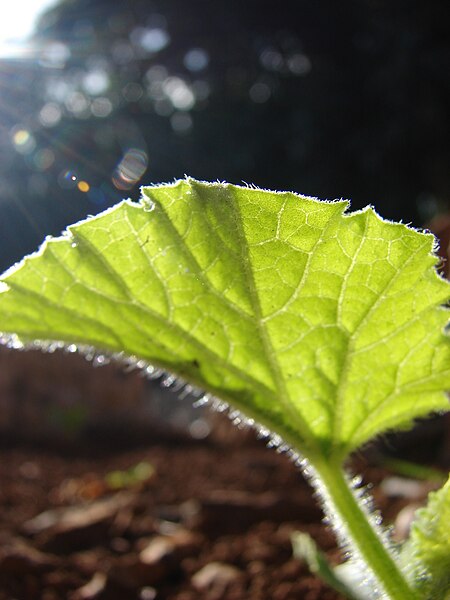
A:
[309,457,419,600]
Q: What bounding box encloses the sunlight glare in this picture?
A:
[0,0,59,57]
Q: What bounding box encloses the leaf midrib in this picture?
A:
[153,191,254,321]
[225,186,324,455]
[52,231,277,399]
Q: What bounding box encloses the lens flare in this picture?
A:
[58,170,78,189]
[112,148,148,190]
[77,180,90,192]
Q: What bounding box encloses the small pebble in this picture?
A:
[192,561,243,595]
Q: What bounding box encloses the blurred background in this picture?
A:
[1,0,450,272]
[0,0,449,444]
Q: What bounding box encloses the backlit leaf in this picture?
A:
[0,179,449,462]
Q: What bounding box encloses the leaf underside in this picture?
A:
[0,179,449,461]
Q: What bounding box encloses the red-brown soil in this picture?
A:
[0,348,447,600]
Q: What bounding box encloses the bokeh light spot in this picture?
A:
[82,69,110,95]
[11,127,36,154]
[33,148,55,171]
[77,180,90,192]
[65,92,89,117]
[183,48,209,72]
[131,27,170,53]
[249,82,271,103]
[111,40,134,64]
[145,65,168,83]
[45,78,70,103]
[188,418,211,439]
[91,97,113,118]
[163,77,195,111]
[122,82,143,102]
[287,53,312,75]
[39,102,62,127]
[39,41,71,69]
[170,112,193,134]
[260,48,283,71]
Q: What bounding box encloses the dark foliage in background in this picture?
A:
[0,0,449,271]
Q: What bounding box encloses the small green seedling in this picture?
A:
[105,460,155,490]
[0,179,449,599]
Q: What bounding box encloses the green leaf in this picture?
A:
[0,179,449,461]
[400,476,450,598]
[291,531,363,600]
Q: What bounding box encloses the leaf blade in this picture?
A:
[0,179,449,461]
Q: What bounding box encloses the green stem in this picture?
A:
[310,457,419,600]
